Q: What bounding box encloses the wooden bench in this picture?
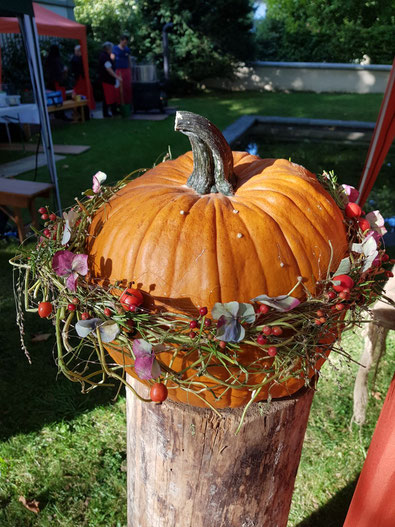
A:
[47,99,88,123]
[0,178,53,242]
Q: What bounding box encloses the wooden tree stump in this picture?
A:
[126,375,315,527]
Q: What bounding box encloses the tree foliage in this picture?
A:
[74,0,255,85]
[256,0,395,64]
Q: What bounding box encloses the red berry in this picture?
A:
[262,326,272,336]
[38,301,53,318]
[41,213,49,220]
[219,341,227,349]
[316,310,325,317]
[257,334,268,345]
[386,271,394,278]
[43,228,51,238]
[150,383,168,403]
[326,291,337,300]
[67,303,76,311]
[319,317,326,324]
[358,218,370,232]
[345,202,362,218]
[38,206,47,214]
[189,320,198,329]
[314,318,323,325]
[259,304,269,314]
[49,213,57,221]
[272,326,283,336]
[104,308,112,317]
[267,346,277,357]
[332,274,354,293]
[81,312,90,320]
[335,303,345,311]
[338,291,350,300]
[120,288,144,311]
[204,318,212,327]
[72,297,79,304]
[189,331,196,339]
[382,254,389,262]
[199,307,208,316]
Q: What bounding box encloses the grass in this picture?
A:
[0,90,394,526]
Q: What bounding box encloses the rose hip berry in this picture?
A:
[104,308,112,317]
[49,213,57,221]
[43,228,51,238]
[190,320,198,329]
[41,213,49,220]
[219,341,227,349]
[199,307,208,316]
[345,202,362,218]
[335,303,345,311]
[259,304,270,314]
[262,326,272,336]
[38,207,47,214]
[272,326,283,336]
[257,334,268,345]
[326,291,336,300]
[67,303,76,311]
[81,312,90,320]
[204,318,211,327]
[267,346,277,357]
[189,331,196,339]
[333,274,354,293]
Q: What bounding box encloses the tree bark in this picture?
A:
[126,375,315,527]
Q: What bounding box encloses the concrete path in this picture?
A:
[0,153,65,178]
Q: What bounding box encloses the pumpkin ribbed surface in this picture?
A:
[87,151,348,407]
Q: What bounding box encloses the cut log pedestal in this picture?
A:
[352,268,395,425]
[126,375,315,527]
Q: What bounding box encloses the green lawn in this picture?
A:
[1,90,394,526]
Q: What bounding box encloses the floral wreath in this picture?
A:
[10,168,394,425]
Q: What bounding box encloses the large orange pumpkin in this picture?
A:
[87,112,348,407]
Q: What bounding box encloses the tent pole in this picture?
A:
[17,13,62,214]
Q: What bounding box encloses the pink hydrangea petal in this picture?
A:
[52,250,75,276]
[134,355,156,380]
[66,272,78,291]
[133,338,152,358]
[71,254,88,276]
[92,171,107,193]
[341,184,359,203]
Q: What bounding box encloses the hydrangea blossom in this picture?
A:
[92,171,107,194]
[133,339,161,380]
[61,209,79,245]
[211,302,255,342]
[52,250,88,291]
[341,184,359,204]
[366,210,387,238]
[75,318,120,343]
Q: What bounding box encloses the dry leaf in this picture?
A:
[372,391,382,400]
[31,333,51,343]
[18,495,40,514]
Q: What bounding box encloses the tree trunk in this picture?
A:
[126,375,315,527]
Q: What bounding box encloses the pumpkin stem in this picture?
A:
[174,111,236,195]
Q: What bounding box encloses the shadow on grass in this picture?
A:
[0,243,123,441]
[295,477,359,527]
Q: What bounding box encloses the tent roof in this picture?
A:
[0,2,85,39]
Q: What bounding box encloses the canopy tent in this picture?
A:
[358,58,395,207]
[0,0,61,212]
[0,2,93,108]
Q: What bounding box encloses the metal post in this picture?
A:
[18,14,62,213]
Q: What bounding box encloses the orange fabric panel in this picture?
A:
[358,59,395,207]
[344,373,395,527]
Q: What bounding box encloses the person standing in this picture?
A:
[44,44,67,101]
[98,42,122,118]
[112,35,133,107]
[70,45,85,96]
